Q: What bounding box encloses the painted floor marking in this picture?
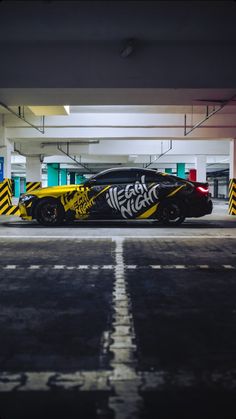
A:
[0,264,236,270]
[1,235,236,240]
[109,238,143,418]
[1,369,235,392]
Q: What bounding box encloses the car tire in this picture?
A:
[158,201,185,226]
[35,198,65,226]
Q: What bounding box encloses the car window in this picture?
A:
[91,170,137,185]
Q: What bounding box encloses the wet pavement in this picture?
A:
[0,201,236,419]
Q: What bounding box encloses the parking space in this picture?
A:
[0,204,236,419]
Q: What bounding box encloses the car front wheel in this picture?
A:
[159,201,185,226]
[35,198,65,226]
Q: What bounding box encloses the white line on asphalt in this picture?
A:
[1,369,235,392]
[109,238,142,418]
[0,264,235,270]
[0,235,236,240]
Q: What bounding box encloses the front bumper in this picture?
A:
[19,203,33,221]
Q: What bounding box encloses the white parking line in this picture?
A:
[109,238,142,417]
[0,264,235,270]
[0,235,236,240]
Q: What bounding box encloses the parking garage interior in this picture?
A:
[1,1,236,419]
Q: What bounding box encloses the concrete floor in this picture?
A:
[0,200,236,419]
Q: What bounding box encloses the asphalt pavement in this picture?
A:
[0,200,235,419]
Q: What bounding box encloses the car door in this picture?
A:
[85,170,138,219]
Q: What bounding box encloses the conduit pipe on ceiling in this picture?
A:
[184,92,236,136]
[57,143,93,173]
[0,102,45,134]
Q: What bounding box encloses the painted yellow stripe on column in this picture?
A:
[26,182,41,192]
[0,203,9,214]
[137,203,159,219]
[229,178,236,215]
[6,205,20,216]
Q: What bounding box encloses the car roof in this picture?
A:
[94,167,165,176]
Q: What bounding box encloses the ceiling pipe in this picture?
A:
[57,143,93,173]
[184,92,236,136]
[0,102,45,134]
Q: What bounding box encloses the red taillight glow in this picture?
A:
[196,186,209,193]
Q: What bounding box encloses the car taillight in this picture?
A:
[196,186,209,193]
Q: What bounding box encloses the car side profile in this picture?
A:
[18,167,213,226]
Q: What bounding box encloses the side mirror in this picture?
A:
[85,178,96,187]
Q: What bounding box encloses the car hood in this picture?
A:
[26,184,85,198]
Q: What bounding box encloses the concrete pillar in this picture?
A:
[70,172,76,184]
[60,168,67,185]
[47,163,59,187]
[229,139,236,215]
[76,174,86,184]
[26,156,42,183]
[0,157,3,182]
[213,179,219,198]
[0,128,12,179]
[12,176,21,198]
[195,155,206,182]
[229,139,236,179]
[177,163,185,179]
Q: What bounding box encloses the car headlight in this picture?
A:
[19,194,35,204]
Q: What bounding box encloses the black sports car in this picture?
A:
[19,167,213,226]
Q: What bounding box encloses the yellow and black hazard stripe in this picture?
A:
[229,178,236,215]
[0,178,20,216]
[26,181,41,193]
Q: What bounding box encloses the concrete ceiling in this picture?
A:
[0,1,235,175]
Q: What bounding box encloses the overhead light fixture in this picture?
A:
[120,38,136,58]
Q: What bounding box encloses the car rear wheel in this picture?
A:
[35,198,65,226]
[159,201,185,226]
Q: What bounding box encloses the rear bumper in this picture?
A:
[185,198,213,217]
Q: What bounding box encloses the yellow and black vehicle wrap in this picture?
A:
[18,169,213,226]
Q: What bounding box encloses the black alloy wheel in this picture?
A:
[160,201,185,226]
[35,198,65,226]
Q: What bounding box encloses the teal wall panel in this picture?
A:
[177,163,186,179]
[47,163,59,186]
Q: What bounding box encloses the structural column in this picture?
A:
[26,156,42,193]
[229,139,236,215]
[195,155,206,182]
[47,163,59,187]
[0,128,12,179]
[69,172,76,184]
[177,163,185,178]
[60,168,67,185]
